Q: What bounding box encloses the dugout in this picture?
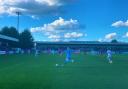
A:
[0,34,19,51]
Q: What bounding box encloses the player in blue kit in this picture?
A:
[66,47,71,62]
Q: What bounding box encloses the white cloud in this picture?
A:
[51,39,61,42]
[64,32,83,38]
[48,34,60,39]
[112,20,128,27]
[31,15,39,20]
[105,33,117,40]
[98,38,103,42]
[31,17,86,41]
[0,0,73,16]
[123,32,128,38]
[98,33,117,42]
[125,32,128,37]
[31,17,78,33]
[31,27,43,33]
[35,0,61,6]
[84,33,87,37]
[48,34,61,42]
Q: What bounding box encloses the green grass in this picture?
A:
[0,53,128,89]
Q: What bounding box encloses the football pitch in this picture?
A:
[0,53,128,89]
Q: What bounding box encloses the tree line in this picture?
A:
[0,26,34,50]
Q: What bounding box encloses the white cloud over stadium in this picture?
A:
[102,32,117,41]
[48,34,60,39]
[64,32,83,38]
[105,32,117,40]
[31,17,86,41]
[98,33,117,42]
[31,17,78,33]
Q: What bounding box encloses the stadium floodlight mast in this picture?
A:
[15,11,22,32]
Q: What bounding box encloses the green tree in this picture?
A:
[19,29,34,49]
[111,39,118,43]
[0,27,19,38]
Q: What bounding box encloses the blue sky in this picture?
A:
[0,0,128,42]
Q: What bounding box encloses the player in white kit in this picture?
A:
[107,49,112,63]
[34,43,38,56]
